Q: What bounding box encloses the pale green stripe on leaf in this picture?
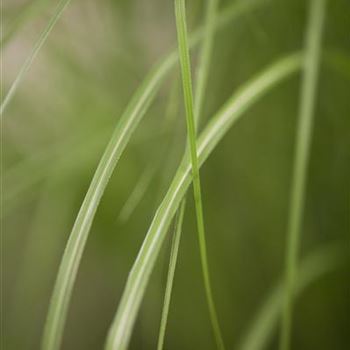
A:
[175,0,225,348]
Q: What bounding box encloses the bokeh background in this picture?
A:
[3,0,350,349]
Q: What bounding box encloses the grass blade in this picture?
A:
[1,0,72,116]
[279,1,327,349]
[105,53,302,350]
[175,0,225,348]
[41,60,166,350]
[239,242,348,350]
[41,3,263,349]
[156,0,220,346]
[156,200,186,350]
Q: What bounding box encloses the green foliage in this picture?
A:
[3,1,348,349]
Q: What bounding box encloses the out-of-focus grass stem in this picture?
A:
[279,1,327,349]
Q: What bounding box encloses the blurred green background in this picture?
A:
[3,0,349,349]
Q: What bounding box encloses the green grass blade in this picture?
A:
[1,0,72,116]
[279,1,327,349]
[239,242,348,350]
[41,3,264,349]
[156,200,186,350]
[105,53,302,350]
[175,0,225,348]
[156,0,220,346]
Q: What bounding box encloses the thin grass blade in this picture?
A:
[1,0,72,116]
[175,0,225,348]
[105,53,302,350]
[156,0,220,346]
[156,200,186,350]
[279,1,327,349]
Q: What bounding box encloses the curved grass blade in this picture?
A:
[238,242,348,350]
[175,0,225,348]
[1,0,72,116]
[42,3,264,349]
[156,200,186,350]
[279,1,327,349]
[105,53,302,350]
[41,60,168,350]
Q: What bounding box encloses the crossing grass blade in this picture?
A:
[279,1,327,349]
[105,52,302,350]
[41,2,266,349]
[175,0,225,348]
[239,242,348,350]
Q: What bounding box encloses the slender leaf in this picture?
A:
[175,0,225,348]
[157,0,220,347]
[1,0,72,116]
[105,53,302,350]
[279,1,327,349]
